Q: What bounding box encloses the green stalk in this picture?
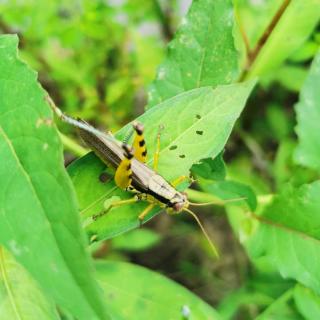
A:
[59,132,88,157]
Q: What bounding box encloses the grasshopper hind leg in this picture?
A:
[132,122,147,163]
[114,144,134,190]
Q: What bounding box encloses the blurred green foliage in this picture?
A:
[0,0,167,129]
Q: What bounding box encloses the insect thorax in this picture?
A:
[130,174,188,211]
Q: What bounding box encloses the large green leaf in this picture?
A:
[294,50,320,172]
[294,285,320,320]
[0,35,108,319]
[246,0,320,78]
[96,261,221,320]
[0,247,59,320]
[242,181,320,295]
[68,81,255,241]
[147,0,238,108]
[191,154,226,181]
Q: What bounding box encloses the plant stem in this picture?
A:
[186,188,224,205]
[239,0,292,81]
[59,132,88,157]
[235,8,251,59]
[255,288,294,320]
[186,188,274,206]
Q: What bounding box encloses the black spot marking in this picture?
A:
[99,172,110,183]
[128,174,133,179]
[142,150,147,157]
[179,154,186,158]
[127,164,131,170]
[196,114,201,119]
[139,140,145,147]
[122,144,134,158]
[196,130,203,135]
[169,145,178,150]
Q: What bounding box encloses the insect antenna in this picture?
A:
[46,95,117,144]
[188,197,246,207]
[183,207,219,258]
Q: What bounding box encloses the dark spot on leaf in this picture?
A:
[99,172,110,183]
[196,114,201,119]
[169,145,178,150]
[196,130,203,135]
[179,154,186,158]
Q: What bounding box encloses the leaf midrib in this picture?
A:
[252,212,320,245]
[0,247,23,320]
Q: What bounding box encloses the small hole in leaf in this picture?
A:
[179,154,186,158]
[99,172,111,183]
[169,145,178,150]
[196,114,201,119]
[196,130,203,135]
[90,234,98,243]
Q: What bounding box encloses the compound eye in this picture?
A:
[173,202,184,212]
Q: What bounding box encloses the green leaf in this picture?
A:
[0,247,59,320]
[147,0,238,108]
[227,156,271,195]
[96,261,221,320]
[0,35,108,319]
[191,153,226,181]
[272,65,308,92]
[68,81,255,241]
[112,229,161,252]
[294,284,320,320]
[198,180,257,211]
[289,40,320,62]
[246,181,320,296]
[218,287,273,320]
[294,50,320,172]
[266,103,292,140]
[273,139,317,189]
[247,1,320,78]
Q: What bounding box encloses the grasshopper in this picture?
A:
[48,97,242,257]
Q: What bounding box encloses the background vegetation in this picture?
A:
[0,0,320,319]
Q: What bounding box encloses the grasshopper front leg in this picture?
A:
[92,196,139,220]
[138,203,155,224]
